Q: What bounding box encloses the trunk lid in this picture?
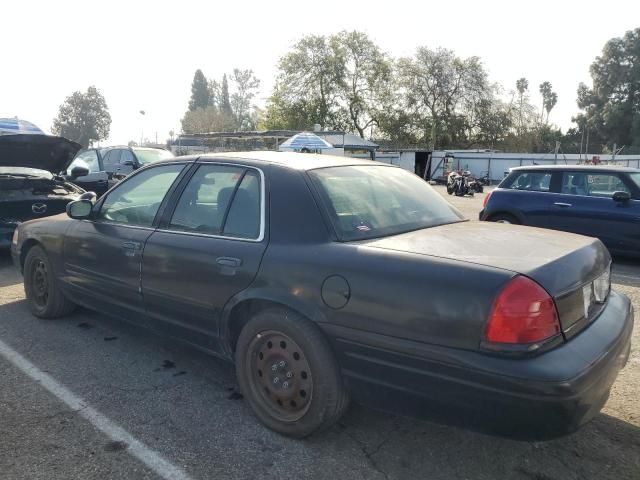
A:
[359,221,611,335]
[0,134,82,173]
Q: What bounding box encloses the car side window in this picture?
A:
[223,170,261,239]
[120,149,136,165]
[508,172,552,192]
[102,150,121,173]
[97,164,184,227]
[168,165,246,235]
[68,150,99,173]
[561,173,629,197]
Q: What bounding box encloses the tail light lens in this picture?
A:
[484,276,561,346]
[483,191,492,207]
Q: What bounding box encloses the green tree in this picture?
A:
[538,81,557,124]
[181,106,235,134]
[188,69,210,111]
[516,77,529,134]
[230,68,260,130]
[266,34,344,130]
[575,28,640,149]
[331,31,391,138]
[51,86,111,148]
[220,74,232,118]
[397,47,491,149]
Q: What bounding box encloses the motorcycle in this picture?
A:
[465,171,484,194]
[447,171,473,196]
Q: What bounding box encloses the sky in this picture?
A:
[2,0,639,145]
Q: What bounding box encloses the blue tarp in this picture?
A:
[279,132,333,150]
[0,118,44,135]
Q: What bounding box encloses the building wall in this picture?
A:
[429,151,640,181]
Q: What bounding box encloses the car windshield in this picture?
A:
[133,148,174,165]
[309,165,465,241]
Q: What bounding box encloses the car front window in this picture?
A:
[133,149,174,165]
[97,164,184,227]
[309,165,465,241]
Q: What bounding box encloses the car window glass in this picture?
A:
[120,150,136,165]
[169,164,245,235]
[508,172,552,192]
[68,150,99,173]
[98,164,184,227]
[561,172,629,197]
[103,150,121,172]
[223,170,261,239]
[310,166,464,241]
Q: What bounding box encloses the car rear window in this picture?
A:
[309,165,464,241]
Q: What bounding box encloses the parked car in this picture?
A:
[480,165,640,256]
[11,152,632,439]
[0,134,85,249]
[64,146,174,196]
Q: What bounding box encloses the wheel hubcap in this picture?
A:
[32,260,49,307]
[247,331,313,422]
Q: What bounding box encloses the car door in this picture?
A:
[498,170,556,227]
[141,162,267,352]
[548,171,639,252]
[66,150,109,195]
[62,163,187,317]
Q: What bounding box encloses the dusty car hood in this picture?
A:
[358,221,611,296]
[0,134,82,173]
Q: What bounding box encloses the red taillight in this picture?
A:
[483,191,492,208]
[484,276,560,345]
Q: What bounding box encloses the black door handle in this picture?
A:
[216,257,242,267]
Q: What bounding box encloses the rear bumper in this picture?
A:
[323,290,633,440]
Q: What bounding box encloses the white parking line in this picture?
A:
[0,338,195,480]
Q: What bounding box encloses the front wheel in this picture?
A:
[24,246,76,318]
[235,308,349,438]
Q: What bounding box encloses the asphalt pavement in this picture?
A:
[0,187,638,480]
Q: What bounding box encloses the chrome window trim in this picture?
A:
[163,161,266,242]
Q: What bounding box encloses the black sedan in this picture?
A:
[11,152,633,439]
[64,146,175,196]
[0,134,86,249]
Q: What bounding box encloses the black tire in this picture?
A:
[23,245,75,318]
[235,308,349,438]
[489,213,520,225]
[446,185,454,195]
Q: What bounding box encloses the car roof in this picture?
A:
[186,151,382,171]
[510,164,640,173]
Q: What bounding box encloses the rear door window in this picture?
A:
[168,165,246,235]
[508,171,552,192]
[103,150,121,173]
[561,172,629,197]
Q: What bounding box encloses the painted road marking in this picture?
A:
[0,338,195,480]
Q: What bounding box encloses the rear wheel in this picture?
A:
[24,246,75,318]
[235,308,349,438]
[490,213,520,225]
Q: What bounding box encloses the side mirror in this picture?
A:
[121,160,135,167]
[612,191,631,203]
[66,200,93,219]
[70,165,89,178]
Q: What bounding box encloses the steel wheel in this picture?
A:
[246,330,313,422]
[31,260,49,308]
